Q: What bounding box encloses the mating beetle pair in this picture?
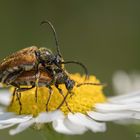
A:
[0,21,100,114]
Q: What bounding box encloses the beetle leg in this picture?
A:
[16,85,36,92]
[15,90,22,114]
[10,87,17,105]
[34,64,40,102]
[19,92,21,99]
[11,82,35,92]
[13,84,35,114]
[46,86,53,111]
[10,83,21,106]
[55,85,72,112]
[11,83,35,100]
[9,84,23,114]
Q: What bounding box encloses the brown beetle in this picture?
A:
[0,21,93,114]
[11,68,73,113]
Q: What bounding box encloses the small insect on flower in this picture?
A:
[0,20,102,114]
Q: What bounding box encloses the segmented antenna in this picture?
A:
[77,82,105,87]
[40,20,62,57]
[61,61,89,80]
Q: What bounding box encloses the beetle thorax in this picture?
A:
[36,48,55,65]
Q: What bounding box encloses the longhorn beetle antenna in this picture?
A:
[40,20,62,57]
[61,61,89,80]
[77,82,106,87]
[76,83,107,87]
[40,20,89,80]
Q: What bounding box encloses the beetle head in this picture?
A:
[65,78,75,91]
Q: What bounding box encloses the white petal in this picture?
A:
[95,103,140,112]
[0,114,32,124]
[87,111,140,121]
[110,96,140,104]
[64,117,87,134]
[9,119,35,135]
[53,119,75,135]
[35,110,64,123]
[0,89,11,106]
[68,113,106,132]
[112,71,132,95]
[0,124,15,129]
[108,90,140,103]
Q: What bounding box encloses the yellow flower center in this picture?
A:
[8,74,106,116]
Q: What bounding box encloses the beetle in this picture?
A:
[10,66,101,114]
[0,21,89,90]
[10,67,73,113]
[0,20,96,113]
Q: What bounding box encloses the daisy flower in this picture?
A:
[0,73,140,136]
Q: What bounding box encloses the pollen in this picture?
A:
[8,74,106,116]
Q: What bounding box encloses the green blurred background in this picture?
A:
[0,0,140,140]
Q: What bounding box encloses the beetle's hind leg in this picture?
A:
[10,87,23,114]
[10,86,22,115]
[10,83,36,114]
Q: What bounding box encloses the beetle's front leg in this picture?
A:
[55,84,72,112]
[46,86,53,111]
